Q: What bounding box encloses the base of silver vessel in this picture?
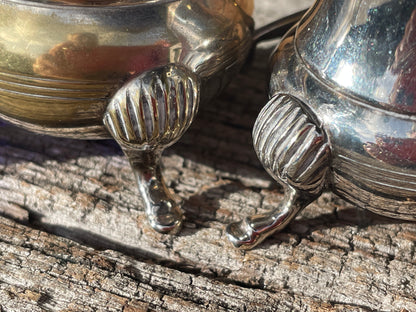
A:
[0,113,110,140]
[0,0,255,235]
[227,2,416,248]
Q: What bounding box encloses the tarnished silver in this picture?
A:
[227,0,416,249]
[0,0,254,234]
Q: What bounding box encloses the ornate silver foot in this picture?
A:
[226,94,331,249]
[104,64,200,234]
[227,186,312,248]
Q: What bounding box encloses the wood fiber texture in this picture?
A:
[0,1,415,311]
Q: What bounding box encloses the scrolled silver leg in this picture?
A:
[104,64,200,234]
[226,94,331,249]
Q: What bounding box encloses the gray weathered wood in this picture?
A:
[0,1,415,311]
[0,215,372,312]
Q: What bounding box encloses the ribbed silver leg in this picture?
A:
[104,64,200,234]
[226,94,331,249]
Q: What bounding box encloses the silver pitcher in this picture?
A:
[227,0,416,249]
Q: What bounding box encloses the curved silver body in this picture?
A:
[0,0,253,138]
[227,0,416,249]
[0,0,254,234]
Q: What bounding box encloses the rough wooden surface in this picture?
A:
[0,1,415,311]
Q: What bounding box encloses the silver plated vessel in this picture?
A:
[0,0,254,234]
[227,0,416,249]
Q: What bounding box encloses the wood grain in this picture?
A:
[0,1,415,311]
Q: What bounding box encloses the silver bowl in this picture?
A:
[0,0,254,234]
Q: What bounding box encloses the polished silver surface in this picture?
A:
[227,0,416,249]
[0,0,254,234]
[0,0,253,136]
[104,64,199,233]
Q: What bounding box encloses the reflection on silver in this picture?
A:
[104,65,199,233]
[227,0,416,249]
[0,0,254,234]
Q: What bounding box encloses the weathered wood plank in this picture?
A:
[0,215,369,312]
[0,1,415,311]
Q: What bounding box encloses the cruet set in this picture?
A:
[0,0,415,249]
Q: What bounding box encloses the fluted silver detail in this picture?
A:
[104,65,199,150]
[253,94,331,195]
[104,64,200,234]
[226,94,331,249]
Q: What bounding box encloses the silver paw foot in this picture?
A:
[104,64,200,234]
[227,94,331,249]
[129,150,183,234]
[226,186,308,249]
